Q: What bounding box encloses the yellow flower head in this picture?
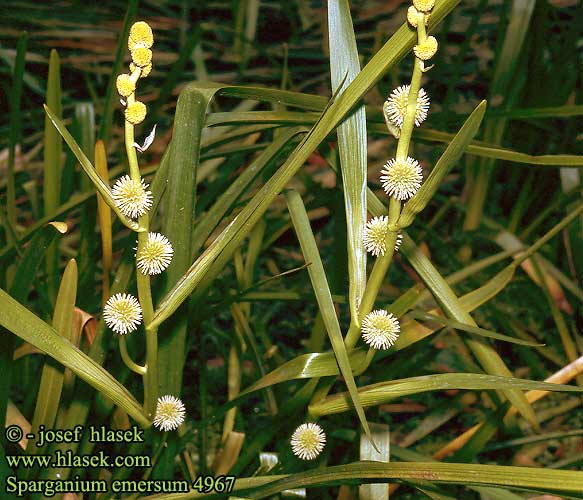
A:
[103,293,142,334]
[414,36,438,61]
[137,233,174,275]
[407,6,430,27]
[380,157,423,201]
[112,175,153,218]
[153,395,186,432]
[361,310,400,350]
[128,21,154,50]
[413,0,435,12]
[131,47,153,68]
[125,101,147,125]
[116,74,135,98]
[291,423,326,460]
[131,62,152,78]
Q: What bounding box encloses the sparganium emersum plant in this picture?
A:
[3,1,583,498]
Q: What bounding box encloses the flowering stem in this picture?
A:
[124,93,158,417]
[345,12,428,351]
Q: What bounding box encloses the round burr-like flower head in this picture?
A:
[383,85,430,128]
[128,21,154,50]
[380,157,423,201]
[291,423,326,460]
[130,62,152,78]
[116,74,135,97]
[414,36,438,60]
[125,101,147,125]
[407,6,430,27]
[137,233,174,275]
[103,293,142,334]
[361,310,400,350]
[131,47,153,68]
[112,175,153,219]
[363,216,403,257]
[153,395,186,432]
[413,0,435,12]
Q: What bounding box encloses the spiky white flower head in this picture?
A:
[413,0,435,12]
[137,232,174,275]
[380,157,423,200]
[414,36,438,60]
[291,423,326,460]
[361,310,400,350]
[112,175,153,219]
[103,293,142,334]
[153,395,186,432]
[363,216,403,256]
[383,85,430,128]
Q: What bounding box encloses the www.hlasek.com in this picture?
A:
[4,425,235,497]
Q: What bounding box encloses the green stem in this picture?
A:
[118,335,146,375]
[124,89,158,416]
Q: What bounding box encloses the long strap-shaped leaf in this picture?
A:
[308,373,583,416]
[285,189,374,444]
[43,104,139,232]
[139,461,583,499]
[328,0,368,321]
[0,289,149,427]
[150,0,462,329]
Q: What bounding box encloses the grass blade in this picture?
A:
[328,0,368,320]
[285,189,375,447]
[43,49,63,300]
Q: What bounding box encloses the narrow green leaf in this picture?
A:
[27,259,77,454]
[43,104,139,232]
[400,233,540,429]
[44,49,63,299]
[328,0,368,320]
[144,462,583,499]
[151,0,462,328]
[399,101,487,228]
[0,289,149,427]
[285,189,375,447]
[158,87,205,396]
[309,373,583,416]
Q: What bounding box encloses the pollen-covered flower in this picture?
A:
[153,395,186,432]
[128,21,154,50]
[291,423,326,460]
[125,101,147,125]
[363,216,403,256]
[380,157,423,200]
[413,0,435,12]
[112,175,153,218]
[116,74,135,98]
[407,6,430,27]
[383,85,430,128]
[103,293,142,334]
[414,36,438,60]
[361,310,400,350]
[131,62,152,78]
[131,47,152,68]
[137,233,174,275]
